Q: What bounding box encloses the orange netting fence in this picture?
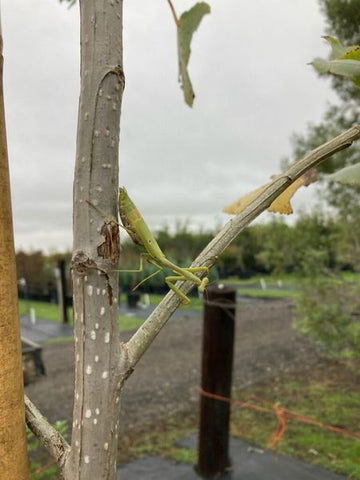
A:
[200,388,360,448]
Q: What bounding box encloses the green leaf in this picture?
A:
[177,2,210,107]
[311,58,360,78]
[342,45,360,61]
[322,36,347,59]
[327,163,360,185]
[311,36,360,89]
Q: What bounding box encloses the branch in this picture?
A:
[126,124,360,366]
[25,395,70,467]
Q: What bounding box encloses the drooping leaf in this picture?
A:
[177,2,210,106]
[327,162,360,185]
[223,183,271,215]
[268,176,307,215]
[223,170,317,216]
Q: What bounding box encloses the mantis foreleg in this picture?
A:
[118,252,149,274]
[113,253,163,291]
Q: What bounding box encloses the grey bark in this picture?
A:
[64,1,128,478]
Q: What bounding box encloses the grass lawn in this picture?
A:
[236,287,300,299]
[117,359,360,479]
[230,366,360,478]
[221,272,305,287]
[19,299,144,333]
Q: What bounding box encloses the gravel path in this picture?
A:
[25,299,320,433]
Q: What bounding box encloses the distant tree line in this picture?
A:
[15,210,359,300]
[16,251,72,303]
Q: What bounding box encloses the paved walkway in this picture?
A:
[117,435,347,480]
[20,316,73,343]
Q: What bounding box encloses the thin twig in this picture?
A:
[126,124,360,367]
[25,395,70,467]
[167,0,179,26]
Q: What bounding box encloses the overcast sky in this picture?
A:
[2,0,337,252]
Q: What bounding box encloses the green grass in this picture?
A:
[220,274,302,299]
[19,299,144,333]
[19,299,68,323]
[118,314,144,332]
[222,272,305,287]
[117,360,360,479]
[230,372,360,478]
[236,287,300,299]
[339,271,360,282]
[18,281,295,334]
[117,414,198,466]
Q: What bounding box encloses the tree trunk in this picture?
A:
[19,1,360,476]
[0,18,29,480]
[63,1,127,478]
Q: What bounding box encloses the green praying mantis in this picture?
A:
[89,188,209,305]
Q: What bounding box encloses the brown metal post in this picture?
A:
[57,259,69,324]
[197,285,236,477]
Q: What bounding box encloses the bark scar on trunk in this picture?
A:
[97,219,120,265]
[71,251,114,305]
[108,65,125,91]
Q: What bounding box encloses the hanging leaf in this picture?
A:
[327,163,360,185]
[223,170,317,216]
[177,2,210,106]
[311,36,360,88]
[223,183,271,215]
[268,176,307,215]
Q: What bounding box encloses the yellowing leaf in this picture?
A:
[223,170,317,216]
[268,176,306,215]
[223,183,271,215]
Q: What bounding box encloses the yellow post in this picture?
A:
[0,15,29,480]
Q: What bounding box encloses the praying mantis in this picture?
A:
[90,188,209,305]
